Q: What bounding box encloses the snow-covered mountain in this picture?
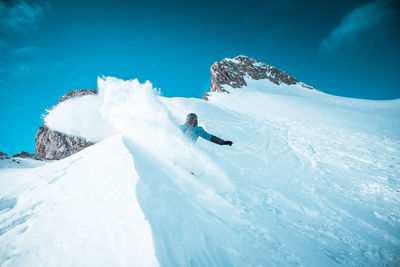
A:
[1,58,400,266]
[204,55,316,100]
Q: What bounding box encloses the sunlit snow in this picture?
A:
[1,76,399,266]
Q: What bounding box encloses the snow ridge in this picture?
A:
[1,76,400,266]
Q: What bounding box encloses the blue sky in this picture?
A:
[0,0,399,155]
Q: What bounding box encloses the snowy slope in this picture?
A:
[1,77,399,266]
[0,135,158,266]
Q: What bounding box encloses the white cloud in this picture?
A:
[0,1,44,32]
[320,2,395,53]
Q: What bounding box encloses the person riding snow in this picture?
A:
[179,113,233,146]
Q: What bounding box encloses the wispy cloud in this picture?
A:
[0,1,44,32]
[12,45,41,57]
[320,1,396,53]
[0,44,43,78]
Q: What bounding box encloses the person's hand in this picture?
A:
[223,140,233,146]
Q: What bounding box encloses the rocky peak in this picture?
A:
[35,89,97,160]
[204,55,315,100]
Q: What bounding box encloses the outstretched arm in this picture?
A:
[210,135,233,146]
[196,127,233,146]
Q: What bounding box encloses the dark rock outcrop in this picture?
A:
[12,151,43,160]
[35,125,94,160]
[0,152,9,160]
[57,89,97,104]
[35,89,97,160]
[204,55,316,99]
[0,152,20,164]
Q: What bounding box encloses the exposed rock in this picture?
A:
[202,92,210,101]
[12,151,43,160]
[35,125,94,160]
[57,89,97,104]
[35,89,97,160]
[205,55,317,99]
[0,152,8,160]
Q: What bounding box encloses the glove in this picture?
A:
[223,140,233,146]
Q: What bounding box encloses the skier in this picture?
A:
[179,113,233,146]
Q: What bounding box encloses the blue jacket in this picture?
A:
[179,124,212,144]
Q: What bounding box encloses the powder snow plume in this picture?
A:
[44,76,231,190]
[45,77,178,143]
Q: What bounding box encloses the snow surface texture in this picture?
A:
[1,77,400,266]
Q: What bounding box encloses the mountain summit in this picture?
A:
[204,55,315,100]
